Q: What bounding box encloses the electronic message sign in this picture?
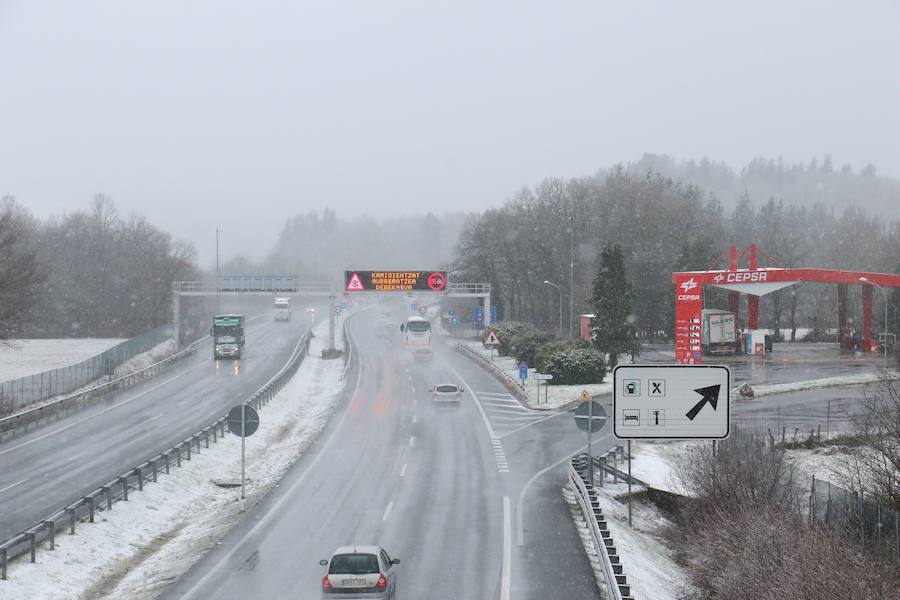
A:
[344,271,449,292]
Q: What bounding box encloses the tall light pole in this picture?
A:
[544,280,563,338]
[216,227,221,313]
[859,277,889,367]
[568,218,575,338]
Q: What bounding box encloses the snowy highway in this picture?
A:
[162,305,607,600]
[0,308,318,542]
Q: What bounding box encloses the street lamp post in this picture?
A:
[544,280,563,338]
[859,277,889,368]
[216,227,221,313]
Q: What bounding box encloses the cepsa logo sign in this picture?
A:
[677,277,702,301]
[712,271,769,284]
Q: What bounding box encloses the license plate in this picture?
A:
[342,578,367,586]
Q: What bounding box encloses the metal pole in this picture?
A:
[627,440,633,527]
[826,399,831,440]
[329,294,336,352]
[543,281,563,338]
[216,227,221,313]
[241,404,246,500]
[587,400,593,487]
[569,219,575,338]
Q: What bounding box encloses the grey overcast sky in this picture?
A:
[2,0,899,266]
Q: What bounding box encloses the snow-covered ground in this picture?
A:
[112,339,178,378]
[565,480,694,600]
[613,442,693,496]
[456,340,615,410]
[742,371,897,398]
[0,338,125,382]
[1,320,346,600]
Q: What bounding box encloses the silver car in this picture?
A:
[320,545,400,599]
[431,383,464,403]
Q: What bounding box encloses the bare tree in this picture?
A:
[0,197,47,341]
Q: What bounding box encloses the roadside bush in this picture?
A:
[508,331,555,366]
[543,347,606,385]
[534,339,591,372]
[489,321,535,356]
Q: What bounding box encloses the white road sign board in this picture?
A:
[613,365,730,439]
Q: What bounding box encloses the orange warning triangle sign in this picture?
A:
[346,272,365,291]
[484,330,501,346]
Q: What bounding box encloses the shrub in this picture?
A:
[489,321,536,356]
[508,331,555,366]
[534,339,591,372]
[543,347,606,385]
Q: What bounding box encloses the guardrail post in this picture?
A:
[0,547,6,579]
[28,532,36,562]
[176,446,182,467]
[212,425,217,443]
[85,495,95,523]
[45,521,55,550]
[163,452,170,474]
[194,435,200,454]
[102,486,112,510]
[151,459,158,482]
[185,441,191,461]
[119,476,129,501]
[134,468,143,491]
[67,508,76,534]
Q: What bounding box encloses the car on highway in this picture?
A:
[320,545,400,599]
[431,383,464,402]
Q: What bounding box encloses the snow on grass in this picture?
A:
[565,478,694,600]
[1,320,347,600]
[0,339,125,382]
[593,481,694,600]
[112,340,178,378]
[457,341,614,410]
[623,442,694,496]
[746,371,897,398]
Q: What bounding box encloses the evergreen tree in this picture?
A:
[590,244,639,368]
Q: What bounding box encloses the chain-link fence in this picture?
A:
[810,476,900,564]
[0,325,173,417]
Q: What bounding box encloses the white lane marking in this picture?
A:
[410,386,416,393]
[484,406,531,415]
[443,364,496,439]
[0,478,28,495]
[501,496,511,600]
[148,413,164,422]
[179,319,364,600]
[498,410,568,439]
[408,375,413,382]
[515,445,587,546]
[382,501,394,522]
[476,391,516,398]
[400,463,407,477]
[0,367,199,458]
[65,450,86,463]
[411,415,417,424]
[408,436,416,448]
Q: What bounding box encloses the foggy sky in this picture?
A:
[2,0,899,266]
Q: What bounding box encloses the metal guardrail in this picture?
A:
[569,453,634,600]
[0,337,207,440]
[0,329,313,580]
[172,281,333,294]
[455,343,530,402]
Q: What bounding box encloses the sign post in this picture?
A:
[484,330,501,360]
[518,362,528,387]
[227,404,260,500]
[535,373,553,403]
[574,391,605,487]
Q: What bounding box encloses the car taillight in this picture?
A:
[322,575,332,589]
[376,573,387,588]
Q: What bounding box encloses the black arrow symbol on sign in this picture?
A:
[685,385,721,421]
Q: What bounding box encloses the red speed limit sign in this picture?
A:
[427,272,446,291]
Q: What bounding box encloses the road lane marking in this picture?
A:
[382,500,394,522]
[0,367,199,457]
[410,386,416,393]
[501,496,511,600]
[148,413,164,422]
[400,463,407,477]
[515,445,588,546]
[498,411,568,439]
[0,479,28,495]
[411,415,417,424]
[442,363,496,439]
[408,436,416,448]
[179,317,365,600]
